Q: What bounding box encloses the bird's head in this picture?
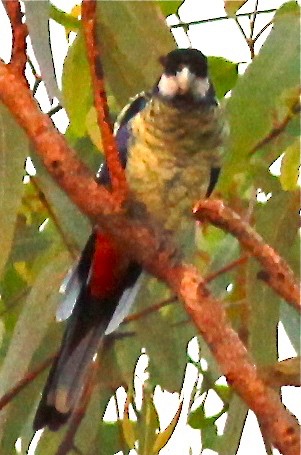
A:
[156,48,215,107]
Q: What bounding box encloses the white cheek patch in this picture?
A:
[158,74,178,97]
[192,77,210,98]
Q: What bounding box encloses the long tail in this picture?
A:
[33,233,141,431]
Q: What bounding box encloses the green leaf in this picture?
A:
[280,139,300,191]
[0,252,69,449]
[188,404,206,429]
[24,1,61,101]
[153,401,183,454]
[96,1,175,107]
[208,57,238,99]
[214,384,231,404]
[49,4,80,31]
[224,1,248,17]
[62,32,92,138]
[32,153,90,251]
[121,389,137,450]
[202,419,219,450]
[220,2,300,192]
[130,277,194,392]
[280,301,300,355]
[275,0,300,17]
[219,395,248,455]
[157,1,183,17]
[138,387,160,455]
[96,421,124,455]
[86,106,102,151]
[0,104,29,279]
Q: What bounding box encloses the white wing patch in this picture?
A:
[105,273,144,335]
[56,264,91,322]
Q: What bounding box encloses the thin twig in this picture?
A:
[5,0,27,76]
[205,256,248,284]
[194,199,300,312]
[170,9,277,29]
[250,0,259,40]
[125,257,249,324]
[251,100,301,153]
[47,104,63,117]
[249,0,260,58]
[0,354,57,411]
[124,296,176,324]
[81,0,128,203]
[27,57,42,96]
[253,20,273,43]
[235,16,249,43]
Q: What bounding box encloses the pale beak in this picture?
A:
[176,67,194,94]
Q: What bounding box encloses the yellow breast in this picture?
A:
[126,97,225,232]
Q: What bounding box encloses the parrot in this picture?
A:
[33,48,225,431]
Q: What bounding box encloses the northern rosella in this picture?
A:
[33,48,225,431]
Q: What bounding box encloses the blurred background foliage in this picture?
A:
[0,1,300,454]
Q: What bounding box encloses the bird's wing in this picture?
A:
[56,93,148,323]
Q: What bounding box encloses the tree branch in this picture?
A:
[5,0,27,76]
[0,354,56,411]
[194,199,300,313]
[81,0,128,202]
[0,53,299,455]
[251,99,301,153]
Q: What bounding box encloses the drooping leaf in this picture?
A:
[157,1,184,17]
[208,56,238,99]
[280,300,301,355]
[62,32,92,138]
[220,2,300,192]
[0,103,29,278]
[96,1,175,107]
[248,189,298,368]
[202,419,220,450]
[280,139,300,191]
[24,1,61,101]
[188,403,206,429]
[93,420,123,455]
[130,278,195,392]
[188,404,221,450]
[122,393,137,450]
[219,395,248,455]
[153,401,183,454]
[0,252,69,449]
[224,1,248,17]
[86,106,102,151]
[32,153,90,252]
[138,386,160,455]
[49,3,80,32]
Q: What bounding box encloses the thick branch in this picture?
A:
[0,62,118,216]
[0,61,300,455]
[194,199,300,313]
[82,0,128,201]
[5,0,27,76]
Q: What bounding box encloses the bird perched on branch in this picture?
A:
[33,48,225,431]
